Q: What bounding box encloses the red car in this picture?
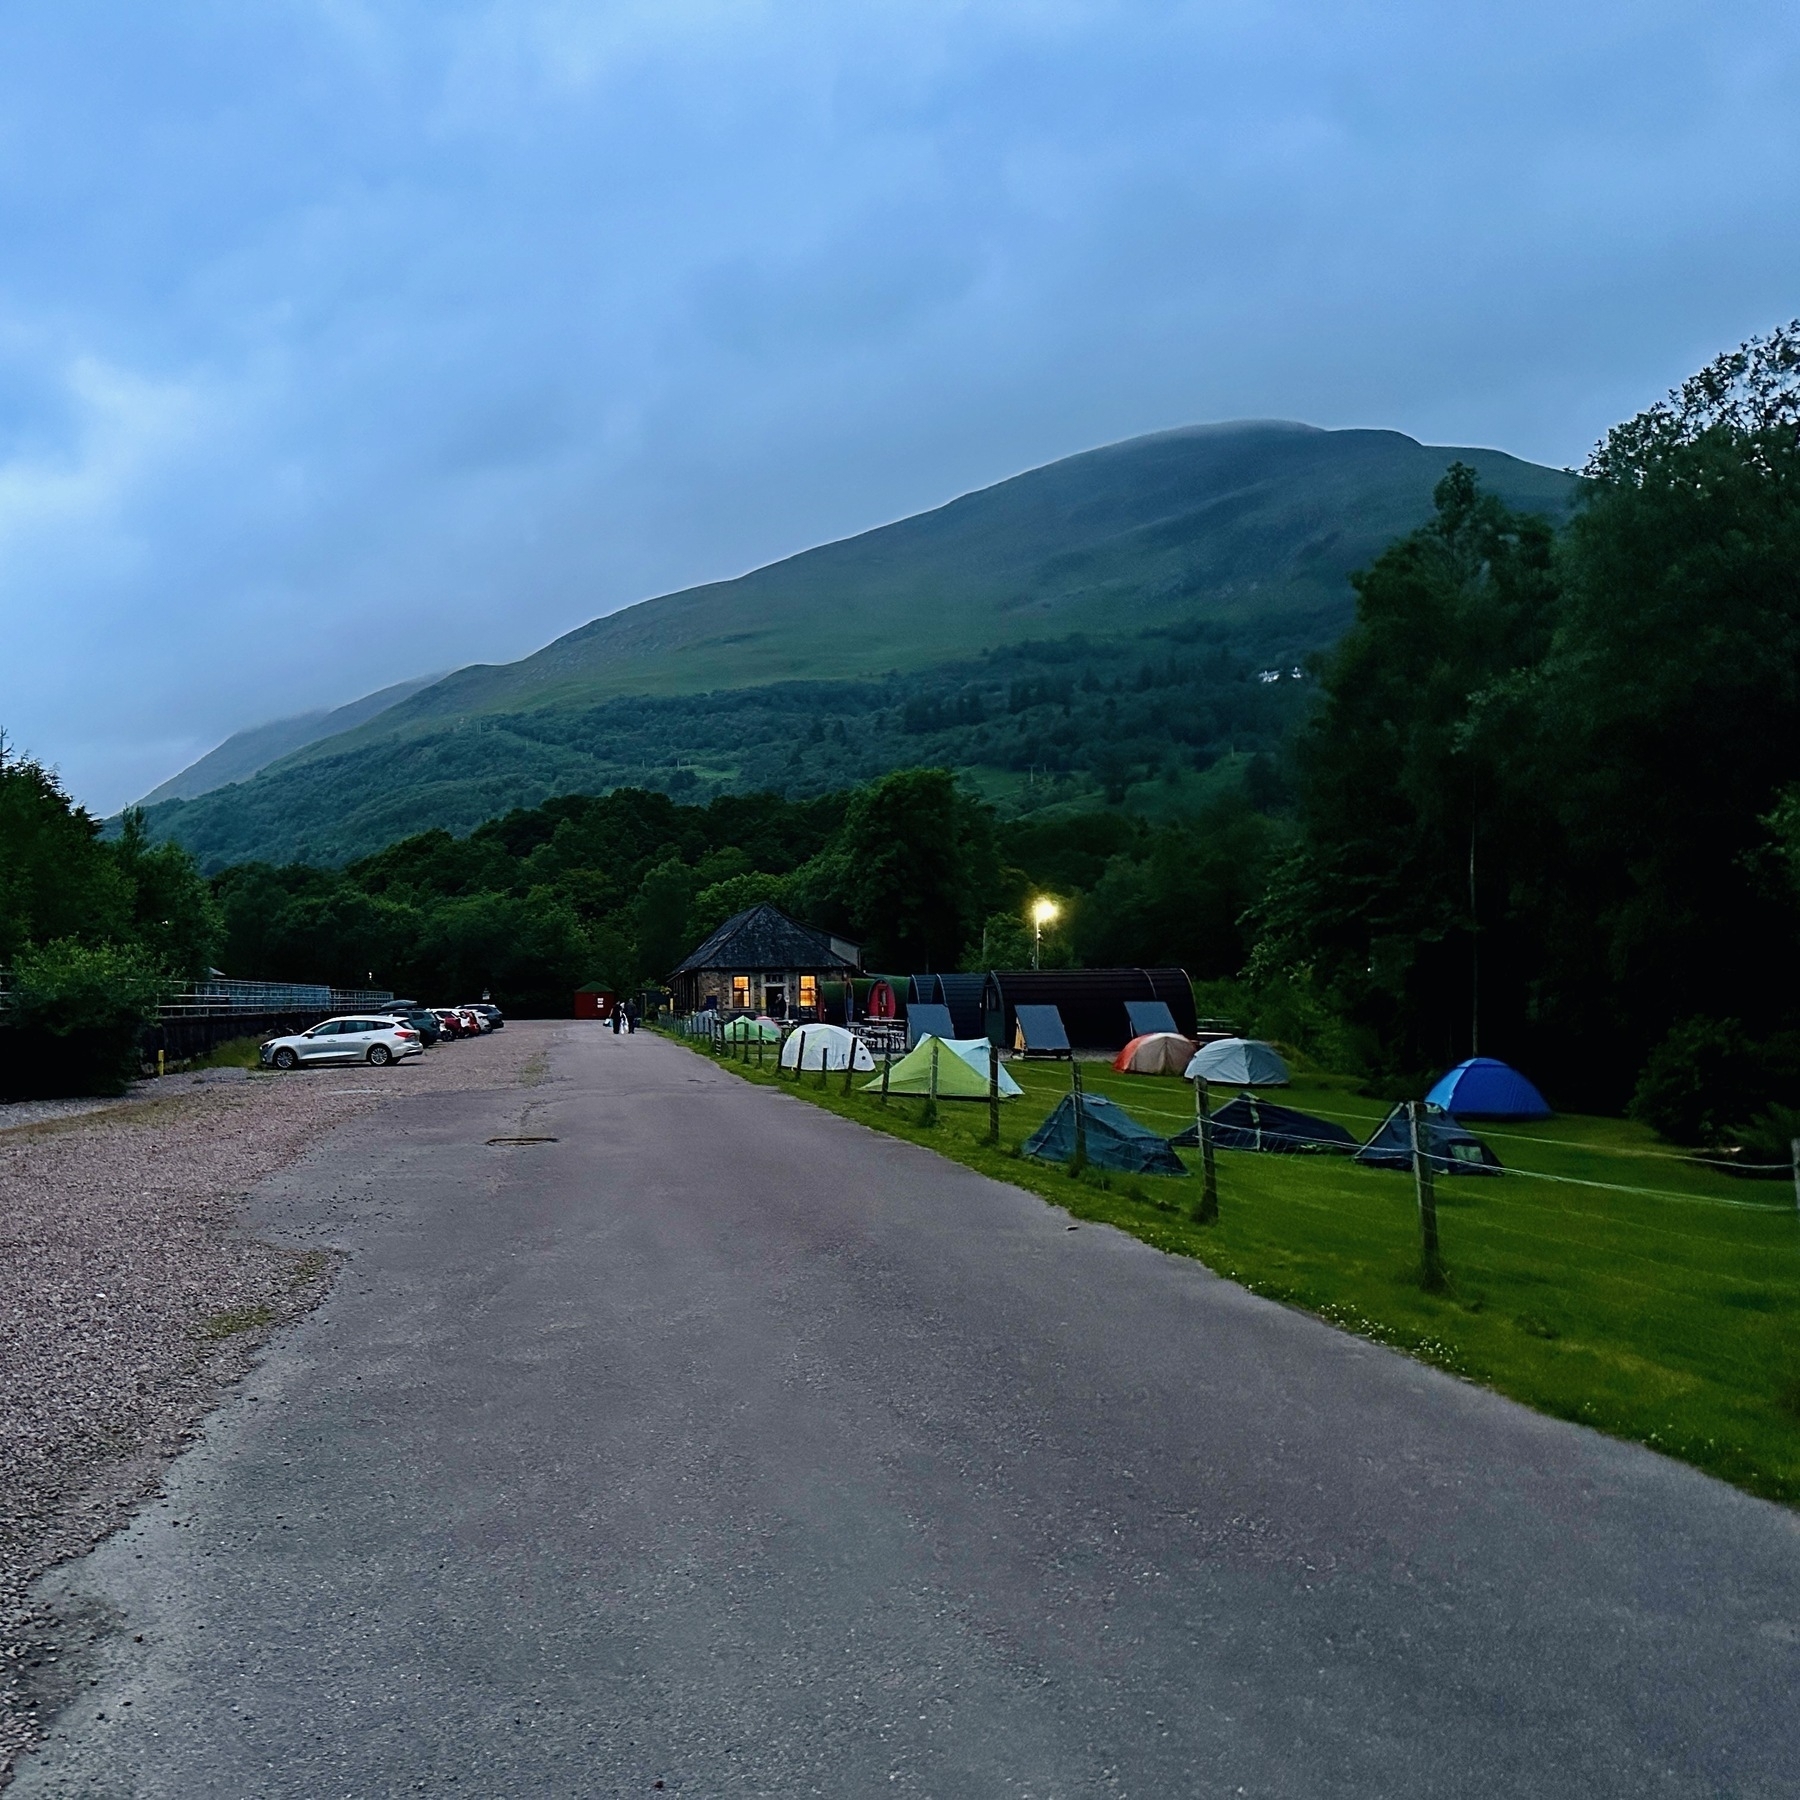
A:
[433,1008,472,1039]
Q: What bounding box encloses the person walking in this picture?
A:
[626,1002,640,1035]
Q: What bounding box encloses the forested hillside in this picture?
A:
[135,422,1572,868]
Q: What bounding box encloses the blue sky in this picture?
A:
[2,1,1797,812]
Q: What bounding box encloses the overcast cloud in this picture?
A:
[2,0,1797,811]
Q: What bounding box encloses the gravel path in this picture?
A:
[0,1029,540,1781]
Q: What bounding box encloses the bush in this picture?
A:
[0,938,166,1097]
[1629,1017,1800,1146]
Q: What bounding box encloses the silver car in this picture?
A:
[261,1015,424,1071]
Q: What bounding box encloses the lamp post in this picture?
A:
[1031,898,1058,970]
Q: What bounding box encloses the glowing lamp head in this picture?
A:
[1031,898,1059,927]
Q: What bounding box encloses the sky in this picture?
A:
[2,1,1797,813]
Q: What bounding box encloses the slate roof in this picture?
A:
[670,904,859,977]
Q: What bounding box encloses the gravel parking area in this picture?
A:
[0,1025,547,1781]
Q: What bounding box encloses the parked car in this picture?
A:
[261,1016,423,1070]
[469,1004,505,1030]
[401,1008,442,1046]
[457,1006,488,1034]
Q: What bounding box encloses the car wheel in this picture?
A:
[273,1048,298,1071]
[368,1045,393,1067]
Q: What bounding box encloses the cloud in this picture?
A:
[0,0,1796,810]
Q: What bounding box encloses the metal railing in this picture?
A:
[0,972,393,1022]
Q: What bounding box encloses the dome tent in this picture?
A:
[1354,1104,1502,1176]
[1424,1057,1551,1120]
[1185,1038,1290,1087]
[779,1025,875,1072]
[863,1036,1021,1098]
[722,1015,781,1042]
[1113,1032,1198,1075]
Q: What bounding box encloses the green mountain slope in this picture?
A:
[136,674,441,806]
[141,422,1576,867]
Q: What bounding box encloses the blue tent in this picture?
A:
[1424,1057,1551,1120]
[1023,1094,1187,1176]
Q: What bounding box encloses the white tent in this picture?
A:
[1184,1037,1290,1087]
[941,1038,1023,1096]
[780,1024,876,1072]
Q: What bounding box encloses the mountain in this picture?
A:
[135,674,443,806]
[138,422,1577,868]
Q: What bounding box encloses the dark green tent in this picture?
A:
[1354,1103,1502,1176]
[1173,1094,1356,1155]
[1023,1093,1187,1176]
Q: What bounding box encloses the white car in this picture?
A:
[261,1015,424,1071]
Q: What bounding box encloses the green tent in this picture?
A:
[861,1035,1011,1099]
[721,1015,781,1042]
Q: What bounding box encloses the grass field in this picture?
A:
[678,1029,1800,1504]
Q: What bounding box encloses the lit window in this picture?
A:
[731,976,750,1007]
[799,976,818,1009]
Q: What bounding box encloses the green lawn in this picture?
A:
[677,1029,1800,1503]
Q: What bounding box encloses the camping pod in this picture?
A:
[981,968,1195,1052]
[779,1025,876,1072]
[906,1003,957,1048]
[1023,1094,1187,1176]
[1184,1037,1291,1087]
[1012,1005,1072,1058]
[1113,1032,1199,1076]
[1424,1057,1551,1120]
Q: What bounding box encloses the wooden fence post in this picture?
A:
[988,1043,1001,1145]
[1193,1079,1218,1224]
[1409,1100,1447,1292]
[1070,1059,1087,1175]
[880,1045,892,1106]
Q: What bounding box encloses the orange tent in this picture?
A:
[1112,1031,1198,1075]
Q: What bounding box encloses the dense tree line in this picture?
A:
[0,744,220,1093]
[1253,325,1800,1142]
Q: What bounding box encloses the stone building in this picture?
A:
[669,903,860,1019]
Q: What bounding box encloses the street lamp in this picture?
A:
[1031,897,1058,969]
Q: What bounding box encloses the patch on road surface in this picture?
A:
[486,1135,558,1146]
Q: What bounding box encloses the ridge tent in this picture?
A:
[1424,1057,1552,1120]
[1354,1104,1502,1175]
[906,1003,957,1048]
[779,1025,876,1072]
[1113,1032,1198,1076]
[863,1036,1020,1098]
[1185,1038,1290,1086]
[1125,999,1180,1037]
[721,1015,781,1042]
[1013,1005,1071,1057]
[1022,1094,1188,1176]
[1172,1094,1356,1154]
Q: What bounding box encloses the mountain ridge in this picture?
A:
[137,420,1577,866]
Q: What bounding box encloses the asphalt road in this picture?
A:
[14,1022,1800,1797]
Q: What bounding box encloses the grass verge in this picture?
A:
[672,1027,1800,1504]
